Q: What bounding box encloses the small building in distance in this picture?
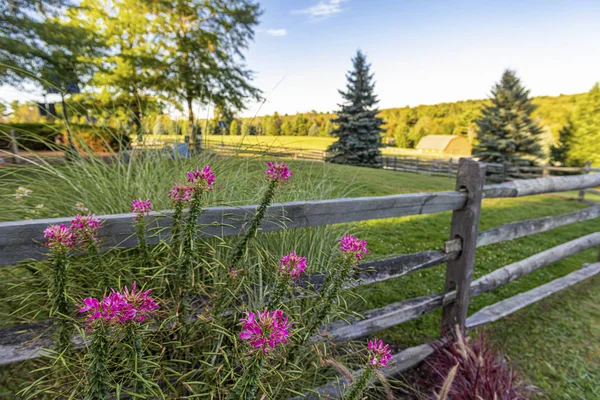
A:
[415,135,471,156]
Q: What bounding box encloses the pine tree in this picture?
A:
[326,50,384,168]
[549,120,574,166]
[473,69,544,165]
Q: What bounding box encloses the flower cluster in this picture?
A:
[187,166,215,191]
[239,309,293,354]
[15,186,32,200]
[339,234,369,260]
[168,182,193,203]
[70,213,102,245]
[132,199,152,215]
[265,161,292,182]
[367,338,392,369]
[79,282,158,328]
[278,252,308,280]
[44,224,75,250]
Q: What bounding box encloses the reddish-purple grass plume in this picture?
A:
[424,329,535,400]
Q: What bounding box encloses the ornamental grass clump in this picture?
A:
[44,223,76,351]
[79,282,159,399]
[228,309,294,399]
[424,328,535,400]
[132,199,153,271]
[343,338,393,400]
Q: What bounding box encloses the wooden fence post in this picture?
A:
[394,156,397,171]
[542,163,549,177]
[448,158,453,179]
[442,158,486,334]
[415,157,420,173]
[578,161,591,201]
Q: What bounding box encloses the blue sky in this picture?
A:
[242,0,600,116]
[2,0,599,118]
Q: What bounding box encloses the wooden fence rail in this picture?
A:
[0,159,599,400]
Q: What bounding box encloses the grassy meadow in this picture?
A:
[1,156,599,399]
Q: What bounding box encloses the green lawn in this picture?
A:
[1,159,598,398]
[136,134,465,158]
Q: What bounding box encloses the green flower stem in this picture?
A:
[289,257,356,364]
[171,201,185,252]
[229,179,278,269]
[51,249,72,352]
[86,325,110,400]
[307,257,355,339]
[343,366,374,400]
[178,190,204,324]
[135,216,151,274]
[88,242,108,291]
[227,354,265,400]
[267,276,290,311]
[126,325,146,395]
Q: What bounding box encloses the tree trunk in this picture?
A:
[133,101,143,142]
[187,97,201,152]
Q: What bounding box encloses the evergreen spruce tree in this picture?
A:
[326,50,384,168]
[473,69,544,165]
[549,119,574,166]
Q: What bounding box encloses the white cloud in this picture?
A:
[293,0,346,19]
[266,28,287,37]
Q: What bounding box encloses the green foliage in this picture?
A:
[326,50,384,168]
[0,0,102,90]
[0,123,129,152]
[152,0,262,148]
[473,70,545,165]
[549,120,574,166]
[570,83,600,166]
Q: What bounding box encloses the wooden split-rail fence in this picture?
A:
[0,159,599,398]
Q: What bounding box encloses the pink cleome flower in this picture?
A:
[339,234,369,260]
[239,309,293,354]
[278,252,308,280]
[168,182,193,204]
[44,224,75,250]
[265,161,292,182]
[367,338,392,369]
[69,213,102,245]
[187,166,215,191]
[132,199,152,215]
[79,281,158,328]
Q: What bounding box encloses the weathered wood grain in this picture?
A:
[470,232,600,297]
[0,191,467,265]
[476,206,600,247]
[314,293,445,343]
[466,262,600,330]
[442,159,485,333]
[294,343,435,400]
[483,173,600,198]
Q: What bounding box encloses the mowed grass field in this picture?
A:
[137,133,468,158]
[1,158,598,398]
